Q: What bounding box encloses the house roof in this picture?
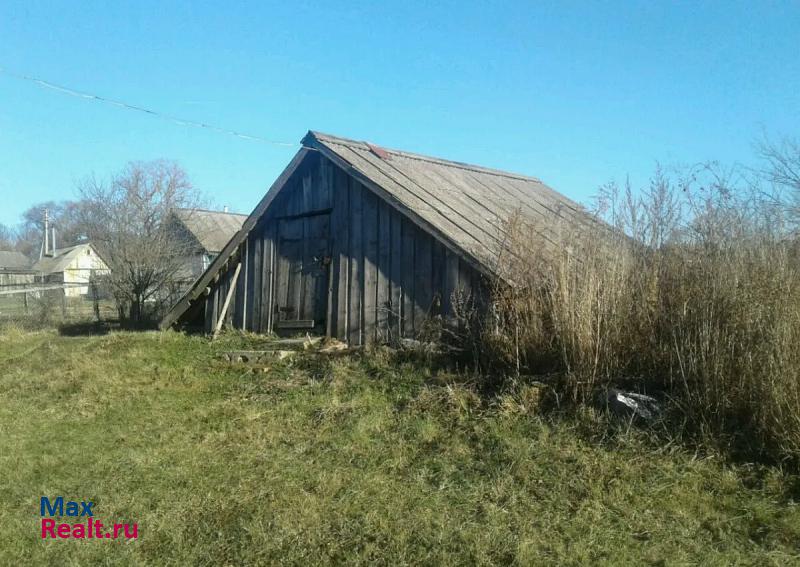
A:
[161,131,601,329]
[171,208,248,254]
[304,132,601,270]
[0,250,31,270]
[32,243,97,274]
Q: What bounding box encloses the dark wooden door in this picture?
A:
[274,214,331,333]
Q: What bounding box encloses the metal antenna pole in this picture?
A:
[43,208,49,257]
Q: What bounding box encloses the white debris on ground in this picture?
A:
[605,388,661,420]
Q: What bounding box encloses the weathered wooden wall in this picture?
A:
[199,151,485,345]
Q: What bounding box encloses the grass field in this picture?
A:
[0,329,798,565]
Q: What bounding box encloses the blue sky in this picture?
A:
[1,1,798,228]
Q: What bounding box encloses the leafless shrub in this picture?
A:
[29,289,62,328]
[78,161,203,324]
[471,159,800,463]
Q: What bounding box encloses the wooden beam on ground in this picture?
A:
[274,319,316,330]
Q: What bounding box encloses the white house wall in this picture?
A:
[63,248,109,297]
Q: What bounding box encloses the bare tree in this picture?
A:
[760,136,800,190]
[2,200,88,259]
[757,135,800,231]
[0,223,15,250]
[79,160,202,323]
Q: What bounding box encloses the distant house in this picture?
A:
[166,208,248,282]
[0,250,30,270]
[0,250,35,289]
[32,243,109,297]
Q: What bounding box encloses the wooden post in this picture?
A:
[91,280,101,321]
[212,262,241,341]
[23,292,28,315]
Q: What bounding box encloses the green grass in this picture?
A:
[0,329,798,565]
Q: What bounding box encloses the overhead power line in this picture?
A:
[0,67,298,147]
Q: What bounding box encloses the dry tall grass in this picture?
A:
[480,163,800,463]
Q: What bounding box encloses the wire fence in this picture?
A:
[0,271,206,333]
[0,284,117,331]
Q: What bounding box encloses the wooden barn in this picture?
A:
[161,131,593,344]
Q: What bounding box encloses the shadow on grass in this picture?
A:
[57,319,159,336]
[58,320,115,336]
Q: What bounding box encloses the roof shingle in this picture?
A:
[0,250,31,270]
[172,208,248,254]
[306,131,599,273]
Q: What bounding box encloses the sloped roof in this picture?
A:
[33,244,96,274]
[305,132,600,270]
[172,208,248,254]
[161,131,601,329]
[0,250,31,270]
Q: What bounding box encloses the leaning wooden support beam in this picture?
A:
[212,262,242,341]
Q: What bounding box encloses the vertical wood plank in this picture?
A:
[362,187,378,344]
[270,191,287,220]
[233,249,246,329]
[268,226,277,332]
[400,217,416,337]
[334,167,350,340]
[242,238,250,330]
[326,164,340,336]
[216,284,222,331]
[204,288,215,333]
[275,224,291,324]
[222,270,234,327]
[302,173,312,214]
[348,180,363,344]
[300,217,311,320]
[317,153,332,210]
[286,221,303,321]
[253,237,263,329]
[414,230,433,331]
[261,227,274,333]
[250,232,262,332]
[287,172,302,217]
[305,214,331,325]
[458,257,474,298]
[376,200,391,342]
[444,249,459,321]
[431,239,445,317]
[473,271,487,311]
[389,207,402,342]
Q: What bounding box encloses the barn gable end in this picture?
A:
[161,131,594,344]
